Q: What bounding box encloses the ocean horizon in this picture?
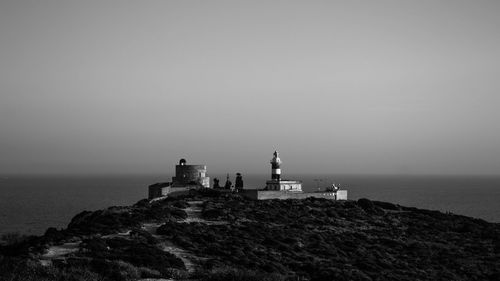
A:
[1,173,499,236]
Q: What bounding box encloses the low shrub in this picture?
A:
[197,267,287,281]
[0,232,30,246]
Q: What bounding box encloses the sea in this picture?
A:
[1,174,499,236]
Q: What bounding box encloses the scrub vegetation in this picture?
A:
[1,189,499,280]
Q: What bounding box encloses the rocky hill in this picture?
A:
[1,189,499,281]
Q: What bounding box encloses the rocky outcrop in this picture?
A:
[1,190,499,281]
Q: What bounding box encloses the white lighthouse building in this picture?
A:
[265,151,302,191]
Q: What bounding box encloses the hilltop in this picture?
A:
[1,189,499,281]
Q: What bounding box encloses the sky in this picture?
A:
[1,0,500,175]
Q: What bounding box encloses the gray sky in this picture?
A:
[1,0,500,175]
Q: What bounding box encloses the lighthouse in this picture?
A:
[265,150,302,191]
[270,150,282,181]
[237,150,347,200]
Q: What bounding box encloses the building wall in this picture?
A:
[241,190,340,200]
[199,177,210,188]
[265,180,302,191]
[336,190,348,200]
[172,164,210,187]
[168,186,191,197]
[148,184,171,200]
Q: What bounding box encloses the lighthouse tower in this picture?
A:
[265,150,302,191]
[270,150,282,181]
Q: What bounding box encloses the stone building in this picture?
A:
[148,158,210,200]
[171,158,210,188]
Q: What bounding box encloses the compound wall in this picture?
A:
[148,183,171,200]
[241,190,346,200]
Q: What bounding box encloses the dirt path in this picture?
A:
[40,200,217,276]
[141,200,212,274]
[159,241,196,272]
[183,200,204,223]
[40,242,81,266]
[183,200,227,225]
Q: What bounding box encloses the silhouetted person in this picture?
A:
[224,174,232,190]
[213,178,220,189]
[235,173,243,191]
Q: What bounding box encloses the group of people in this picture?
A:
[213,173,243,191]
